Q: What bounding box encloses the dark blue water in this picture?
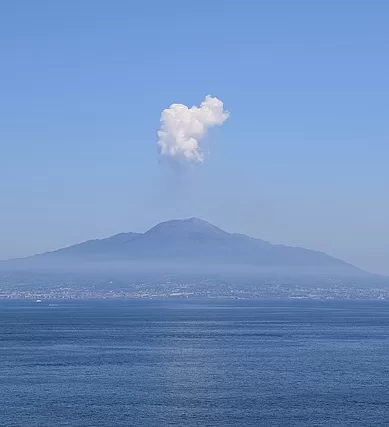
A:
[1,299,389,426]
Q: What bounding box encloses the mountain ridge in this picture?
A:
[6,217,363,277]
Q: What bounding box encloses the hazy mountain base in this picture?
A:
[0,260,385,292]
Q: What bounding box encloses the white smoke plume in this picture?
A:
[157,95,229,163]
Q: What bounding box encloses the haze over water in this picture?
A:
[2,299,389,426]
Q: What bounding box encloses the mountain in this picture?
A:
[8,217,364,278]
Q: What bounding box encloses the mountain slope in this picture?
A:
[36,232,142,260]
[19,217,360,275]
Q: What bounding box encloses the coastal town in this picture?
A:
[1,278,389,301]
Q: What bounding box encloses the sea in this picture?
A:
[1,299,389,426]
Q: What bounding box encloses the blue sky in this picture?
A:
[1,0,388,274]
